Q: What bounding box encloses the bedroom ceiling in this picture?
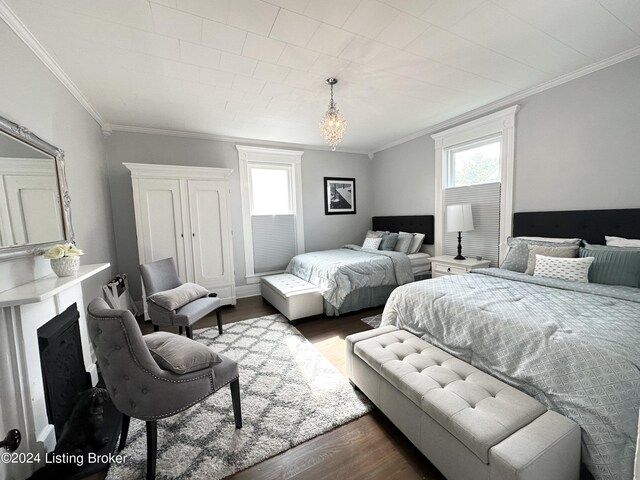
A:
[3,0,640,152]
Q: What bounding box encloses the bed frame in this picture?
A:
[372,215,434,244]
[513,208,640,245]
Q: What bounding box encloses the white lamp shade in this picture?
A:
[447,204,474,232]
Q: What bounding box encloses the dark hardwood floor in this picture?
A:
[88,296,445,480]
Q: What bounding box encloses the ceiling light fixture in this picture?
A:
[319,77,346,151]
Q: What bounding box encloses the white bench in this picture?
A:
[261,274,323,321]
[346,327,581,480]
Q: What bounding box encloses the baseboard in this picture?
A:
[236,283,261,299]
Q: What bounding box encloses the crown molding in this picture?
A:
[0,0,106,128]
[371,45,640,154]
[109,124,371,156]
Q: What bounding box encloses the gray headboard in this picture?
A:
[513,208,640,245]
[372,215,434,245]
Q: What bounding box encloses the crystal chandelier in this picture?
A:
[319,77,346,151]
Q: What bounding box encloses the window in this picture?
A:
[237,146,304,282]
[447,138,501,187]
[433,106,518,264]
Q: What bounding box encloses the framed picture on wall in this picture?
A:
[324,177,356,215]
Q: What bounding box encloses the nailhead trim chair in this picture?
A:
[86,298,241,480]
[140,257,223,339]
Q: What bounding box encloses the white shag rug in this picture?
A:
[106,314,372,480]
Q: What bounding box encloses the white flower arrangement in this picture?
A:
[43,243,84,259]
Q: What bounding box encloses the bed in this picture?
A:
[380,208,640,480]
[285,215,433,316]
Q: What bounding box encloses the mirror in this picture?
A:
[0,115,74,259]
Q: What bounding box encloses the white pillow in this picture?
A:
[401,231,426,254]
[362,237,382,250]
[605,235,640,247]
[518,236,581,245]
[533,254,594,283]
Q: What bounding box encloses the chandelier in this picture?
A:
[319,77,347,151]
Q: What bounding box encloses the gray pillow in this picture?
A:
[379,232,398,251]
[525,245,578,275]
[148,283,209,310]
[579,246,640,288]
[501,237,581,273]
[393,233,413,254]
[144,332,221,374]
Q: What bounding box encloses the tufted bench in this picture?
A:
[261,273,323,321]
[346,327,581,480]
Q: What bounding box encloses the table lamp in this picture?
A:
[447,204,474,260]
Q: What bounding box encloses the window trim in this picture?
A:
[432,105,519,263]
[236,145,304,283]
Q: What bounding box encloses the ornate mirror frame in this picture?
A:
[0,114,75,259]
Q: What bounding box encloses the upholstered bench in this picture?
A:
[346,327,581,480]
[261,274,323,321]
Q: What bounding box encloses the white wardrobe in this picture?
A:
[125,163,236,316]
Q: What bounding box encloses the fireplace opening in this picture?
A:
[37,303,91,438]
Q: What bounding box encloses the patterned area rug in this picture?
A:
[361,314,382,329]
[106,314,372,480]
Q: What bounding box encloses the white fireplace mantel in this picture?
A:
[0,263,109,480]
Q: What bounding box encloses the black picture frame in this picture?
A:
[324,177,356,215]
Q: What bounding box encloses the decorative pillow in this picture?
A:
[362,237,382,250]
[502,237,580,273]
[524,245,578,275]
[365,230,384,239]
[605,235,640,248]
[517,236,581,245]
[148,283,209,311]
[579,246,640,288]
[393,233,413,254]
[144,332,221,374]
[379,232,399,251]
[583,241,640,252]
[533,255,594,283]
[401,231,426,254]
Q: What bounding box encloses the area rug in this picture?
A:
[361,313,382,329]
[106,314,372,480]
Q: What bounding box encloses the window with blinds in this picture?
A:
[248,164,297,274]
[237,146,304,282]
[443,136,502,266]
[444,182,501,266]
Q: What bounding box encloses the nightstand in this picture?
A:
[430,255,491,278]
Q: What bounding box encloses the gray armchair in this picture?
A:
[86,298,241,480]
[140,257,223,339]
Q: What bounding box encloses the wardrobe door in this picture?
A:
[186,180,232,296]
[136,178,187,281]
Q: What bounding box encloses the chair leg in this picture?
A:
[216,309,223,335]
[185,326,193,339]
[153,324,159,332]
[178,326,183,335]
[230,378,242,429]
[118,414,130,452]
[146,420,157,480]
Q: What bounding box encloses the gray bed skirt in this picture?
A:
[323,285,397,316]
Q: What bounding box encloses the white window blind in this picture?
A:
[444,182,501,266]
[251,215,297,274]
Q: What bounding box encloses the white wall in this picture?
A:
[372,55,640,224]
[0,21,116,297]
[105,132,372,299]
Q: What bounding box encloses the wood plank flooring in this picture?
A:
[87,296,445,480]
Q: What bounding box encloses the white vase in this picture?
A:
[50,256,80,277]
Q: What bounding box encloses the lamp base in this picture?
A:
[454,231,465,260]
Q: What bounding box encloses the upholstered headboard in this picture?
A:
[513,209,640,245]
[372,215,434,245]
